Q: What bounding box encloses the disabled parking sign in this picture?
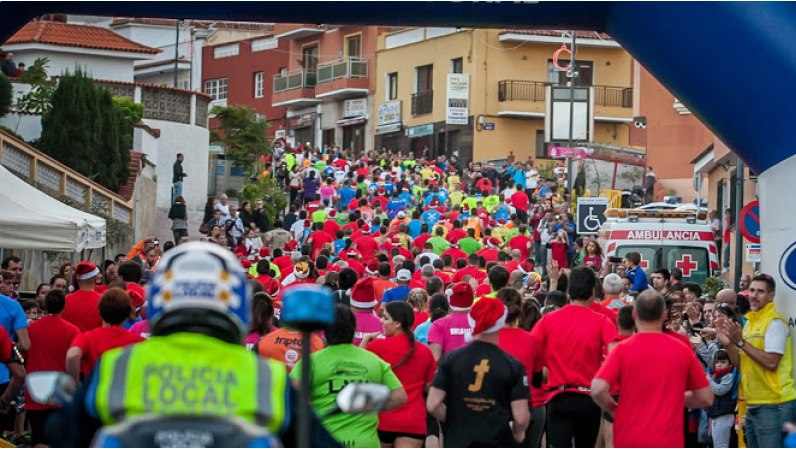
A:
[576,197,609,235]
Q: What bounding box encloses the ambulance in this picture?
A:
[599,208,719,285]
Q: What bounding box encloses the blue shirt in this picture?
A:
[338,187,357,209]
[538,184,551,198]
[0,295,27,383]
[386,200,405,219]
[507,166,526,190]
[626,266,649,293]
[382,285,411,303]
[407,219,423,239]
[414,320,432,345]
[333,239,346,256]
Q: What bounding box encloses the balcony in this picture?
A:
[496,80,633,120]
[411,90,433,115]
[272,70,321,108]
[315,58,370,99]
[274,25,325,40]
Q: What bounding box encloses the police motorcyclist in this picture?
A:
[48,242,338,447]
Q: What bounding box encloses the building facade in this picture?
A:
[373,28,635,166]
[270,24,387,153]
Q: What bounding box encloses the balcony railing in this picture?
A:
[317,58,368,83]
[498,80,546,102]
[593,85,633,108]
[411,90,433,115]
[273,70,317,93]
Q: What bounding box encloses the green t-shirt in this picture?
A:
[315,160,327,172]
[428,236,451,255]
[311,209,327,223]
[483,195,501,211]
[458,237,482,255]
[284,153,296,172]
[449,191,464,208]
[505,228,520,240]
[291,344,402,448]
[461,197,478,211]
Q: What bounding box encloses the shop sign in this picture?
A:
[344,98,368,118]
[378,101,402,126]
[407,124,434,138]
[446,73,470,125]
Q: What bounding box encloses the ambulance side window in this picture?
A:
[665,248,709,285]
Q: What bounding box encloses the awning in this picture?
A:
[375,123,402,135]
[336,116,367,127]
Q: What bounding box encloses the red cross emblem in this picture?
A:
[676,254,699,277]
[638,256,649,269]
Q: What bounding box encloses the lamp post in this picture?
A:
[566,31,577,195]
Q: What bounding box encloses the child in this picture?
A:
[549,229,570,269]
[707,349,738,448]
[582,240,604,271]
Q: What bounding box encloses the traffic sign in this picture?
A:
[780,241,796,291]
[739,200,760,244]
[576,197,608,234]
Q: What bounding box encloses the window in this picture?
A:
[251,37,278,52]
[547,60,594,86]
[279,67,288,77]
[451,57,463,74]
[204,78,228,101]
[387,72,398,100]
[254,72,264,98]
[302,45,319,73]
[346,35,362,58]
[416,64,433,93]
[213,44,240,59]
[728,170,738,227]
[535,130,547,158]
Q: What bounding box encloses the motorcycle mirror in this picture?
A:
[26,372,76,406]
[336,383,390,414]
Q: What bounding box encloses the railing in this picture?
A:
[317,58,368,83]
[593,85,633,108]
[498,80,546,102]
[411,90,433,115]
[0,130,135,225]
[273,70,317,93]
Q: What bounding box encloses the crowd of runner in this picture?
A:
[0,144,790,448]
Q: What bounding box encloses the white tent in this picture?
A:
[0,166,106,251]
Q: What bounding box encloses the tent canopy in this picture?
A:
[0,166,106,252]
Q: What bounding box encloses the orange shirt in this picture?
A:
[373,278,397,305]
[256,328,324,371]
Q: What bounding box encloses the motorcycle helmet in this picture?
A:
[147,242,250,344]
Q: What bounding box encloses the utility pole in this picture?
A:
[174,20,180,88]
[734,156,745,288]
[566,31,577,195]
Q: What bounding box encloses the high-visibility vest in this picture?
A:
[92,333,288,434]
[740,302,796,405]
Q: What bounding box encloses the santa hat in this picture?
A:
[505,198,512,204]
[488,219,497,228]
[391,237,402,247]
[445,282,475,312]
[487,237,501,248]
[345,249,358,258]
[378,186,386,194]
[328,209,338,219]
[463,203,471,211]
[241,260,252,269]
[294,262,310,279]
[362,224,371,234]
[497,218,507,225]
[303,219,312,228]
[519,260,535,274]
[365,260,379,275]
[479,212,488,219]
[285,240,298,252]
[259,247,270,258]
[468,296,508,336]
[75,261,100,281]
[351,277,377,309]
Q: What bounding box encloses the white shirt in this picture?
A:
[215,202,231,223]
[764,318,788,355]
[502,188,516,200]
[290,220,306,240]
[526,169,539,189]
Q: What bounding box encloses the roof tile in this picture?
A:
[4,20,160,54]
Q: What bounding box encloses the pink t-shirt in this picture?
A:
[428,312,471,355]
[320,186,336,203]
[353,310,383,346]
[128,320,150,339]
[244,332,261,350]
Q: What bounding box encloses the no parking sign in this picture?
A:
[739,200,760,244]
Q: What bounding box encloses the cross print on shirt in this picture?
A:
[676,254,699,277]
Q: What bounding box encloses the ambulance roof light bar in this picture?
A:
[604,208,707,221]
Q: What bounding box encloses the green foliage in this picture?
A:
[240,176,287,228]
[15,57,56,115]
[536,160,558,180]
[0,73,11,119]
[702,276,726,298]
[209,105,269,176]
[39,69,130,191]
[0,125,23,141]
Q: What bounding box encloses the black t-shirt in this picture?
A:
[432,340,529,448]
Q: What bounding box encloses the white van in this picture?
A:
[600,209,719,285]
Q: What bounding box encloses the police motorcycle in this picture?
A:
[27,372,390,448]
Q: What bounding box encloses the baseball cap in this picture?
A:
[396,269,412,282]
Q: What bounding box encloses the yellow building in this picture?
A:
[373,28,636,164]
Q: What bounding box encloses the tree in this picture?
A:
[209,105,269,177]
[15,57,56,115]
[0,73,11,119]
[39,69,130,191]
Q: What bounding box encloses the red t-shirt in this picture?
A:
[441,247,468,264]
[595,333,709,448]
[509,235,532,260]
[26,316,80,410]
[475,283,492,297]
[499,327,546,408]
[254,275,280,296]
[309,231,333,258]
[511,191,530,212]
[412,234,432,251]
[322,220,340,239]
[590,301,618,326]
[367,333,436,435]
[453,265,487,283]
[665,328,692,348]
[412,311,429,331]
[272,256,293,276]
[445,229,466,245]
[475,178,492,194]
[70,326,144,376]
[371,196,387,211]
[531,304,617,401]
[550,241,569,269]
[354,236,380,262]
[126,283,146,309]
[346,259,366,278]
[476,248,499,263]
[504,260,520,274]
[63,289,102,332]
[433,270,453,286]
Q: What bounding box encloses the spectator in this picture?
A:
[1,53,16,77]
[623,251,649,293]
[168,195,189,245]
[717,274,796,447]
[172,153,187,202]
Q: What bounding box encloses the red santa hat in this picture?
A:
[378,185,386,194]
[345,249,359,258]
[350,277,377,309]
[519,260,535,274]
[487,237,501,248]
[328,209,337,218]
[285,240,298,252]
[365,260,379,275]
[241,260,252,269]
[74,261,100,281]
[497,218,507,225]
[445,282,475,312]
[391,237,402,247]
[505,198,512,204]
[303,219,312,228]
[463,203,471,211]
[488,219,497,228]
[362,224,371,234]
[259,247,270,258]
[468,296,508,336]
